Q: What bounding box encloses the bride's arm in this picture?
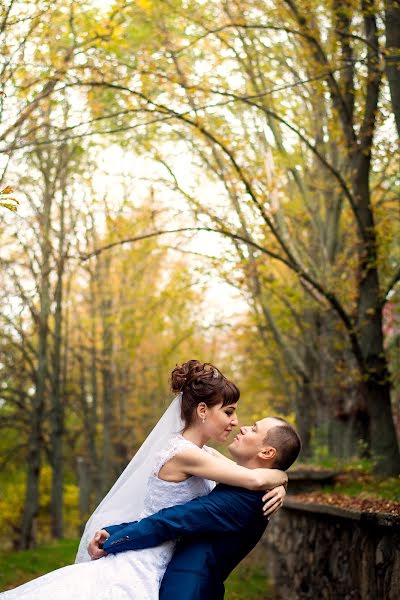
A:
[206,447,287,512]
[174,448,287,490]
[205,447,236,464]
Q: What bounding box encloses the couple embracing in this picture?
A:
[2,360,301,599]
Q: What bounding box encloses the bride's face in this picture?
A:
[203,402,239,442]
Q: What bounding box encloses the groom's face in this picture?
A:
[228,417,281,463]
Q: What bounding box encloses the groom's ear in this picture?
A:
[259,445,277,462]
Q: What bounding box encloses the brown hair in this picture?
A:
[263,417,301,470]
[171,359,240,426]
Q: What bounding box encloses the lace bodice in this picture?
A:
[140,434,215,518]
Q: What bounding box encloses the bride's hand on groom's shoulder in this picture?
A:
[87,529,110,560]
[261,485,286,518]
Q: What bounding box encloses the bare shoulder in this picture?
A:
[158,446,205,481]
[172,446,208,466]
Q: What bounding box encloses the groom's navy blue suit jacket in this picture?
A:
[102,484,268,600]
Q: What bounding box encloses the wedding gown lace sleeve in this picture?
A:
[0,435,215,600]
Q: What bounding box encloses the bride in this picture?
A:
[1,360,287,599]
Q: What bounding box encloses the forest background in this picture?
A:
[0,0,399,554]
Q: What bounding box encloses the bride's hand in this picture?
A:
[88,529,110,560]
[262,485,286,517]
[256,468,288,491]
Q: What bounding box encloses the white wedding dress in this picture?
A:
[1,435,214,600]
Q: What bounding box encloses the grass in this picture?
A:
[224,548,274,599]
[324,474,400,501]
[299,453,376,474]
[0,539,274,599]
[0,538,78,590]
[296,451,400,502]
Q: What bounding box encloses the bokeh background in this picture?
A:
[0,0,399,594]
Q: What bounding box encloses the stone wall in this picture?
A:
[263,498,400,600]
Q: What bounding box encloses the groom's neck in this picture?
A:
[235,457,273,470]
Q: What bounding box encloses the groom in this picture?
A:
[89,416,301,599]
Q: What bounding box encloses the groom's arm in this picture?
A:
[101,523,134,537]
[102,486,263,554]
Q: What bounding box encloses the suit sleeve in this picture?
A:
[103,488,262,554]
[103,522,137,537]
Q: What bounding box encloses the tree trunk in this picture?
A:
[50,183,66,539]
[100,254,115,495]
[385,0,400,139]
[295,311,321,460]
[295,375,314,460]
[19,184,52,548]
[77,457,91,531]
[353,157,400,474]
[77,347,94,517]
[89,263,100,504]
[361,351,400,473]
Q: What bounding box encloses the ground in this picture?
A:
[289,492,400,515]
[0,539,274,598]
[289,470,400,515]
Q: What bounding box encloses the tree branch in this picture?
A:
[75,225,363,368]
[283,0,357,146]
[359,0,382,155]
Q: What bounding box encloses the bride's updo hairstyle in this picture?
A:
[171,359,240,426]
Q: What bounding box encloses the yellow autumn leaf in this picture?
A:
[0,186,19,211]
[136,0,153,14]
[0,202,18,211]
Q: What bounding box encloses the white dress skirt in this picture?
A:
[0,436,214,600]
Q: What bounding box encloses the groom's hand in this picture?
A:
[88,529,110,560]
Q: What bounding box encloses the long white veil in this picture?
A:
[75,393,184,563]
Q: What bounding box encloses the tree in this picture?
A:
[384,0,400,138]
[81,0,400,472]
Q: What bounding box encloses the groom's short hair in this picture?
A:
[263,418,301,470]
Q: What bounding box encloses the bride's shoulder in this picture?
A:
[152,434,197,475]
[165,433,196,451]
[165,436,213,457]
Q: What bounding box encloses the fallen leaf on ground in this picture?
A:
[289,493,400,515]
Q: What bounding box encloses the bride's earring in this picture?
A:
[202,417,206,423]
